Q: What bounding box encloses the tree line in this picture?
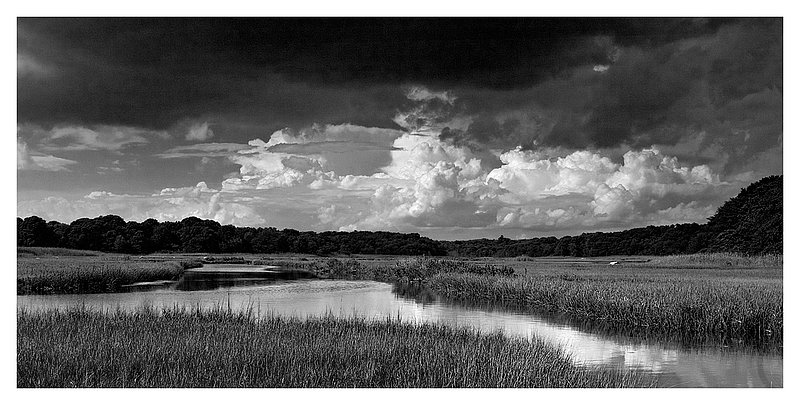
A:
[444,175,782,256]
[17,175,782,256]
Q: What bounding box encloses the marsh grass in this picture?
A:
[355,256,782,348]
[17,307,651,388]
[181,255,782,348]
[308,257,515,281]
[425,272,782,348]
[16,253,783,350]
[17,247,101,257]
[17,258,201,295]
[646,253,782,268]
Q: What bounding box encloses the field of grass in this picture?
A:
[15,249,782,349]
[17,256,201,295]
[644,252,783,268]
[17,246,102,257]
[302,257,514,281]
[422,267,782,349]
[297,255,781,349]
[17,307,651,388]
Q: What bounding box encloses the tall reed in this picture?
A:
[17,307,651,388]
[426,272,782,348]
[647,253,782,268]
[17,258,200,295]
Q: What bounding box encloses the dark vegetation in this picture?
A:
[424,272,782,349]
[17,308,650,388]
[17,257,201,295]
[310,256,781,349]
[17,176,781,256]
[704,175,783,254]
[17,246,100,257]
[17,215,447,256]
[16,252,782,348]
[307,257,515,281]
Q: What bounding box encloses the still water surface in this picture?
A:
[17,265,782,388]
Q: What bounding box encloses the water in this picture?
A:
[17,265,782,388]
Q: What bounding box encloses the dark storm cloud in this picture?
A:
[20,17,732,83]
[590,18,782,174]
[583,43,710,147]
[18,17,782,179]
[436,18,781,176]
[18,17,740,133]
[18,18,409,135]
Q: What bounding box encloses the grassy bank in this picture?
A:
[317,255,782,348]
[644,253,783,269]
[17,247,101,257]
[15,252,782,348]
[17,308,650,388]
[306,257,515,281]
[253,256,783,348]
[17,257,201,295]
[424,271,782,348]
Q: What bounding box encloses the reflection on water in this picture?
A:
[17,270,782,388]
[123,265,316,292]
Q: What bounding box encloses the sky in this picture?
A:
[17,17,783,239]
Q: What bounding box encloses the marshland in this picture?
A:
[16,14,786,395]
[17,248,783,388]
[18,308,650,388]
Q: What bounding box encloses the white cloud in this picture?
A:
[312,123,404,144]
[203,109,725,233]
[487,148,620,201]
[264,124,403,147]
[27,155,78,172]
[222,142,333,191]
[591,184,636,220]
[220,124,406,191]
[264,124,404,176]
[27,125,169,152]
[149,190,260,226]
[340,140,724,231]
[21,185,263,227]
[333,132,493,231]
[185,122,215,141]
[497,205,589,229]
[607,148,717,193]
[405,85,456,104]
[317,203,365,228]
[19,130,732,234]
[17,138,35,169]
[84,191,135,199]
[392,86,469,136]
[18,53,54,78]
[17,137,77,172]
[155,182,218,197]
[156,142,250,159]
[654,202,717,224]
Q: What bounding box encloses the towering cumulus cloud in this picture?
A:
[187,86,725,235]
